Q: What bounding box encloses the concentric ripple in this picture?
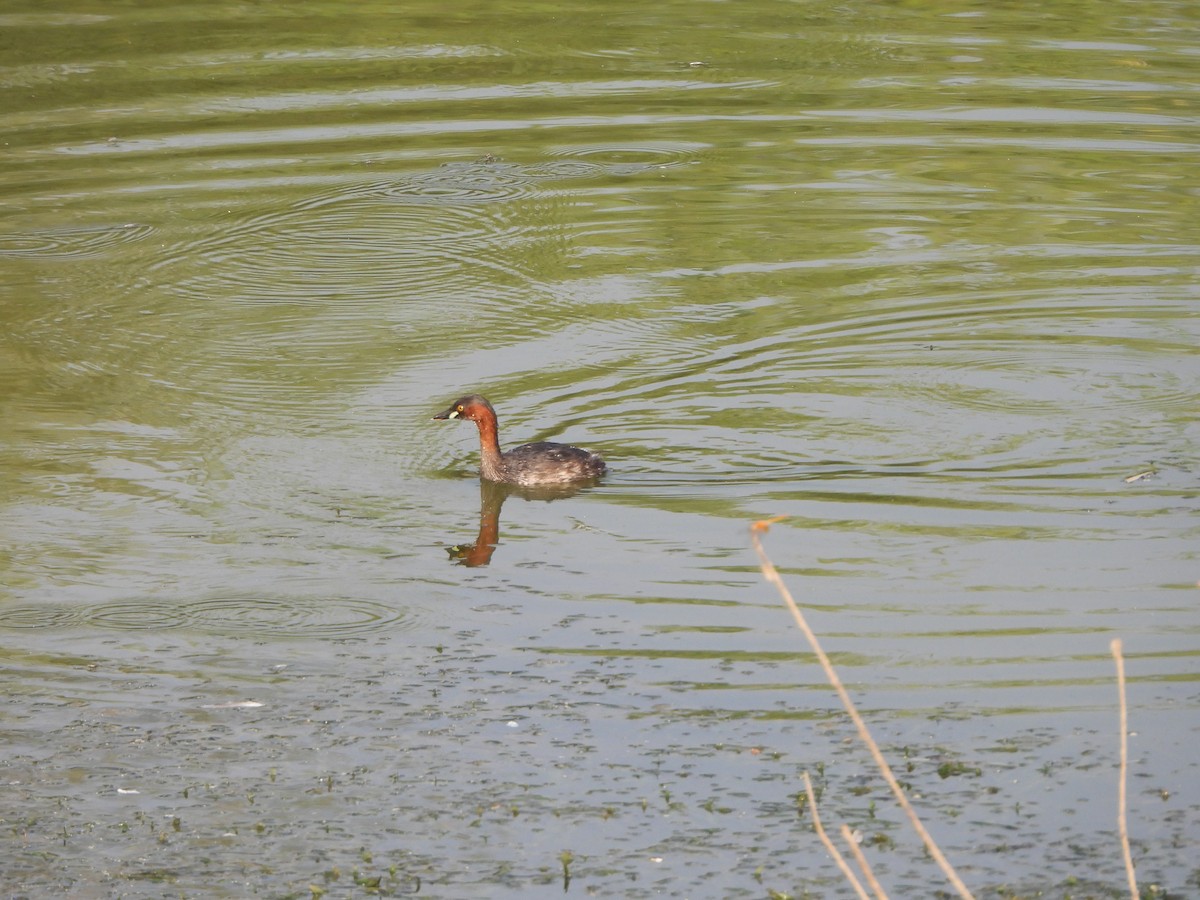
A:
[0,223,153,259]
[296,160,545,212]
[546,141,709,175]
[86,600,191,630]
[184,596,410,638]
[0,606,81,629]
[359,162,536,205]
[160,160,577,310]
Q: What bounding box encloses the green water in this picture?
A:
[1,0,1197,896]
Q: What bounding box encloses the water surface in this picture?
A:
[1,1,1198,896]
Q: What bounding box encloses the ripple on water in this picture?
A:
[545,141,709,175]
[643,282,1196,417]
[0,596,415,638]
[573,271,1196,485]
[893,345,1198,416]
[0,606,80,629]
[340,161,538,206]
[0,223,154,259]
[792,288,1199,418]
[163,147,711,310]
[163,160,578,310]
[169,203,514,304]
[551,303,717,372]
[146,148,720,421]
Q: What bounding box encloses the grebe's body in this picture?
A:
[433,395,606,487]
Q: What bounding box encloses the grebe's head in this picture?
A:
[433,394,496,422]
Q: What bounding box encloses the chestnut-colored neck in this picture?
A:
[473,410,506,481]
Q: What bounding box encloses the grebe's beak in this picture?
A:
[433,406,459,421]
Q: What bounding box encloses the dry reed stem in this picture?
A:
[751,517,975,900]
[803,772,871,900]
[1111,638,1138,900]
[840,824,889,900]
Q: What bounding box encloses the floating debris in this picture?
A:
[201,700,264,709]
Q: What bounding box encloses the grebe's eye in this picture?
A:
[456,404,465,412]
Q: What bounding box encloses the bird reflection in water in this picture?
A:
[445,478,600,567]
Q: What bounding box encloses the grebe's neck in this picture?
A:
[474,411,507,481]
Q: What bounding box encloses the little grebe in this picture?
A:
[433,394,606,487]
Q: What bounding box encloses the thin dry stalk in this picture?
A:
[840,824,888,900]
[751,518,975,900]
[803,772,871,900]
[1111,638,1138,900]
